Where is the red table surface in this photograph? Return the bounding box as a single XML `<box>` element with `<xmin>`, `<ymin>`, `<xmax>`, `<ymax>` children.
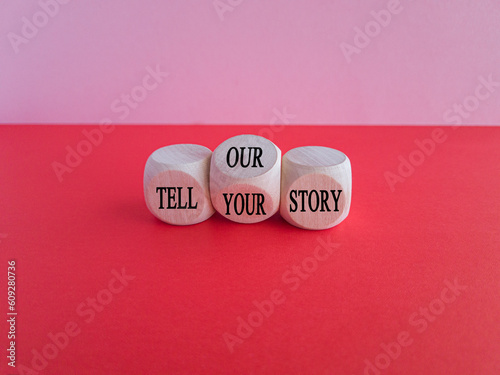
<box><xmin>0</xmin><ymin>125</ymin><xmax>499</xmax><ymax>375</ymax></box>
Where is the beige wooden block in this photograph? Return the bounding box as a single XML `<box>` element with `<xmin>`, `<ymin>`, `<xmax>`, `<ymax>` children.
<box><xmin>280</xmin><ymin>146</ymin><xmax>351</xmax><ymax>230</ymax></box>
<box><xmin>144</xmin><ymin>144</ymin><xmax>215</xmax><ymax>225</ymax></box>
<box><xmin>210</xmin><ymin>134</ymin><xmax>281</xmax><ymax>223</ymax></box>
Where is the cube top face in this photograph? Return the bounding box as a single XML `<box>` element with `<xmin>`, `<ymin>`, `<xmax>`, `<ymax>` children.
<box><xmin>149</xmin><ymin>143</ymin><xmax>212</xmax><ymax>168</ymax></box>
<box><xmin>211</xmin><ymin>134</ymin><xmax>279</xmax><ymax>179</ymax></box>
<box><xmin>144</xmin><ymin>144</ymin><xmax>214</xmax><ymax>226</ymax></box>
<box><xmin>281</xmin><ymin>146</ymin><xmax>351</xmax><ymax>230</ymax></box>
<box><xmin>284</xmin><ymin>146</ymin><xmax>347</xmax><ymax>169</ymax></box>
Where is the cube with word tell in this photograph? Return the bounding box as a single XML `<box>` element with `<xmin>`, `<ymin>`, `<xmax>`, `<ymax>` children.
<box><xmin>280</xmin><ymin>146</ymin><xmax>351</xmax><ymax>230</ymax></box>
<box><xmin>144</xmin><ymin>144</ymin><xmax>215</xmax><ymax>225</ymax></box>
<box><xmin>210</xmin><ymin>134</ymin><xmax>281</xmax><ymax>223</ymax></box>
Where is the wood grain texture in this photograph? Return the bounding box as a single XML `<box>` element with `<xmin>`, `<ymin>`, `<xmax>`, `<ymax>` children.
<box><xmin>210</xmin><ymin>134</ymin><xmax>281</xmax><ymax>223</ymax></box>
<box><xmin>144</xmin><ymin>144</ymin><xmax>214</xmax><ymax>225</ymax></box>
<box><xmin>280</xmin><ymin>146</ymin><xmax>351</xmax><ymax>230</ymax></box>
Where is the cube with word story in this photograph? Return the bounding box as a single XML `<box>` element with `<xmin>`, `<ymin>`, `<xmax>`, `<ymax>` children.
<box><xmin>280</xmin><ymin>146</ymin><xmax>351</xmax><ymax>230</ymax></box>
<box><xmin>210</xmin><ymin>134</ymin><xmax>281</xmax><ymax>223</ymax></box>
<box><xmin>144</xmin><ymin>144</ymin><xmax>215</xmax><ymax>225</ymax></box>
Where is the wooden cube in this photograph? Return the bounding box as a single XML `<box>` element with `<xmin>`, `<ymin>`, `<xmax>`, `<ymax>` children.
<box><xmin>144</xmin><ymin>144</ymin><xmax>215</xmax><ymax>225</ymax></box>
<box><xmin>280</xmin><ymin>146</ymin><xmax>351</xmax><ymax>230</ymax></box>
<box><xmin>210</xmin><ymin>134</ymin><xmax>281</xmax><ymax>223</ymax></box>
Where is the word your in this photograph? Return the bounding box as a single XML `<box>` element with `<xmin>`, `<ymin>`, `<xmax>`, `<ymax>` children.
<box><xmin>363</xmin><ymin>278</ymin><xmax>467</xmax><ymax>375</ymax></box>
<box><xmin>223</xmin><ymin>193</ymin><xmax>266</xmax><ymax>216</ymax></box>
<box><xmin>156</xmin><ymin>187</ymin><xmax>198</xmax><ymax>209</ymax></box>
<box><xmin>226</xmin><ymin>147</ymin><xmax>263</xmax><ymax>168</ymax></box>
<box><xmin>223</xmin><ymin>235</ymin><xmax>338</xmax><ymax>353</ymax></box>
<box><xmin>8</xmin><ymin>0</ymin><xmax>71</xmax><ymax>54</ymax></box>
<box><xmin>443</xmin><ymin>74</ymin><xmax>500</xmax><ymax>125</ymax></box>
<box><xmin>289</xmin><ymin>189</ymin><xmax>342</xmax><ymax>213</ymax></box>
<box><xmin>340</xmin><ymin>0</ymin><xmax>407</xmax><ymax>63</ymax></box>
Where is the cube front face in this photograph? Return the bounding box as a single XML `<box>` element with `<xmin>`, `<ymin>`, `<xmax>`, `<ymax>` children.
<box><xmin>280</xmin><ymin>147</ymin><xmax>352</xmax><ymax>230</ymax></box>
<box><xmin>210</xmin><ymin>134</ymin><xmax>281</xmax><ymax>223</ymax></box>
<box><xmin>282</xmin><ymin>173</ymin><xmax>347</xmax><ymax>230</ymax></box>
<box><xmin>145</xmin><ymin>169</ymin><xmax>211</xmax><ymax>225</ymax></box>
<box><xmin>143</xmin><ymin>144</ymin><xmax>214</xmax><ymax>225</ymax></box>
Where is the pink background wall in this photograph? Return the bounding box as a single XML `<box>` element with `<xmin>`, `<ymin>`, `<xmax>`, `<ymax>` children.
<box><xmin>1</xmin><ymin>0</ymin><xmax>499</xmax><ymax>125</ymax></box>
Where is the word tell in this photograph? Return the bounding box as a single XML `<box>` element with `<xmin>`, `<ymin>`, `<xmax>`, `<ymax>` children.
<box><xmin>156</xmin><ymin>187</ymin><xmax>198</xmax><ymax>209</ymax></box>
